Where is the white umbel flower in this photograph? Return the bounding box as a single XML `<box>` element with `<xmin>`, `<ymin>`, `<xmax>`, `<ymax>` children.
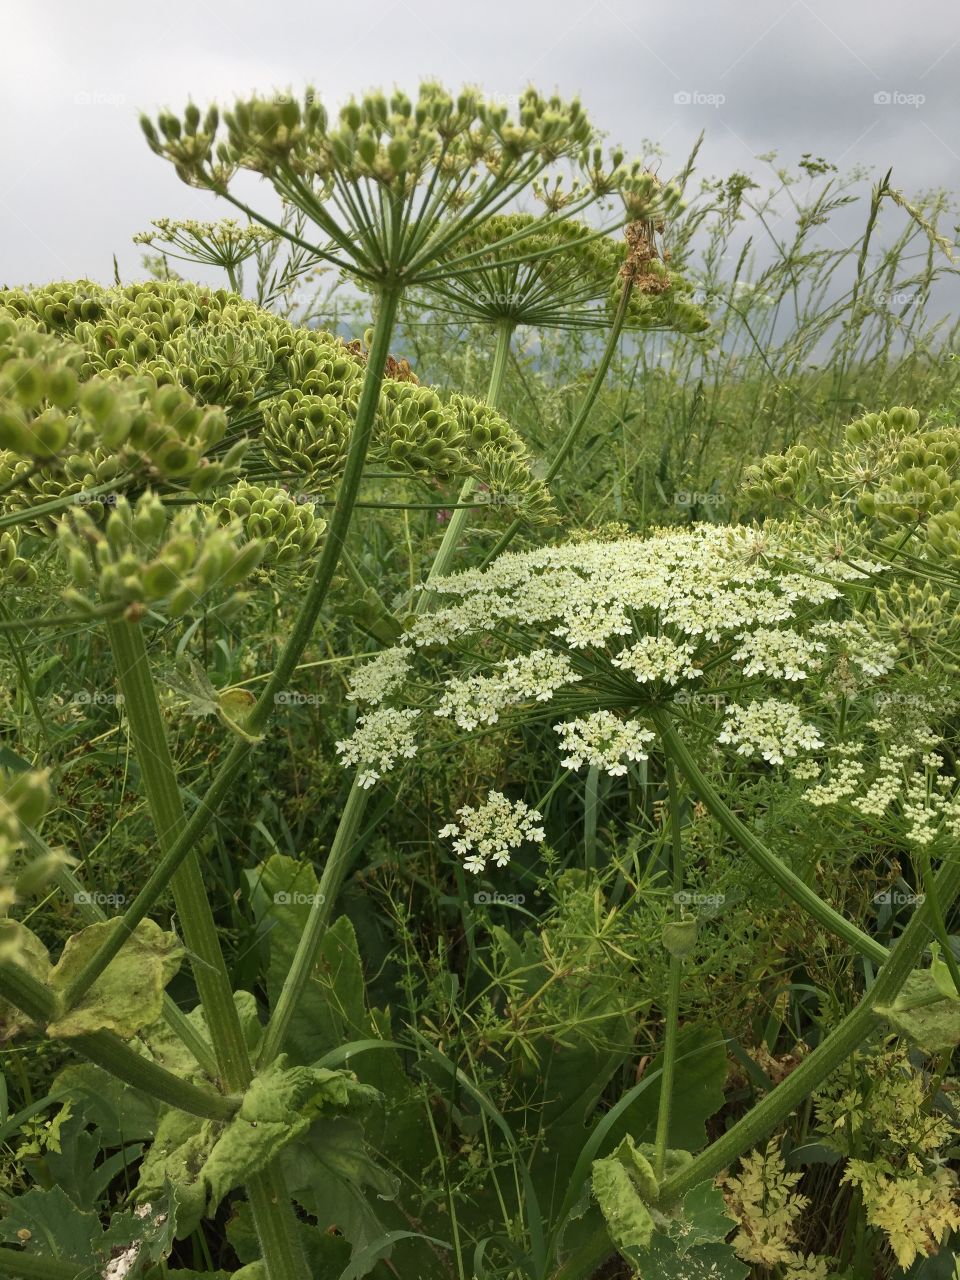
<box><xmin>554</xmin><ymin>710</ymin><xmax>655</xmax><ymax>776</ymax></box>
<box><xmin>438</xmin><ymin>790</ymin><xmax>545</xmax><ymax>874</ymax></box>
<box><xmin>732</xmin><ymin>627</ymin><xmax>825</xmax><ymax>681</ymax></box>
<box><xmin>718</xmin><ymin>699</ymin><xmax>824</xmax><ymax>765</ymax></box>
<box><xmin>611</xmin><ymin>634</ymin><xmax>701</xmax><ymax>685</ymax></box>
<box><xmin>336</xmin><ymin>707</ymin><xmax>420</xmax><ymax>788</ymax></box>
<box><xmin>435</xmin><ymin>649</ymin><xmax>580</xmax><ymax>731</ymax></box>
<box><xmin>347</xmin><ymin>646</ymin><xmax>413</xmax><ymax>705</ymax></box>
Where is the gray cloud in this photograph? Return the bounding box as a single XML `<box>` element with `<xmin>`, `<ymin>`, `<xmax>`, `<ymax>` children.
<box><xmin>1</xmin><ymin>0</ymin><xmax>957</xmax><ymax>287</ymax></box>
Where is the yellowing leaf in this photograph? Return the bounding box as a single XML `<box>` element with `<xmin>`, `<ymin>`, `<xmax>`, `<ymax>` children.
<box><xmin>46</xmin><ymin>919</ymin><xmax>183</xmax><ymax>1039</ymax></box>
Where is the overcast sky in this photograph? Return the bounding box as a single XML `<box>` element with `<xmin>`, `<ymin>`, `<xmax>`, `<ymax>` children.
<box><xmin>2</xmin><ymin>0</ymin><xmax>958</xmax><ymax>288</ymax></box>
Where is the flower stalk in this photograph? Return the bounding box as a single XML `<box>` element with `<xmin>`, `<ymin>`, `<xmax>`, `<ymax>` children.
<box><xmin>650</xmin><ymin>707</ymin><xmax>889</xmax><ymax>965</ymax></box>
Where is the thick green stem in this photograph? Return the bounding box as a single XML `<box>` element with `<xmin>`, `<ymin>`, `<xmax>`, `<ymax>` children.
<box><xmin>0</xmin><ymin>961</ymin><xmax>236</xmax><ymax>1121</ymax></box>
<box><xmin>650</xmin><ymin>709</ymin><xmax>889</xmax><ymax>965</ymax></box>
<box><xmin>480</xmin><ymin>279</ymin><xmax>634</xmax><ymax>566</ymax></box>
<box><xmin>100</xmin><ymin>623</ymin><xmax>308</xmax><ymax>1280</ymax></box>
<box><xmin>653</xmin><ymin>756</ymin><xmax>684</xmax><ymax>1180</ymax></box>
<box><xmin>257</xmin><ymin>313</ymin><xmax>507</xmax><ymax>1067</ymax></box>
<box><xmin>659</xmin><ymin>846</ymin><xmax>960</xmax><ymax>1205</ymax></box>
<box><xmin>421</xmin><ymin>318</ymin><xmax>514</xmax><ymax>590</ymax></box>
<box><xmin>53</xmin><ymin>284</ymin><xmax>403</xmax><ymax>1005</ymax></box>
<box><xmin>97</xmin><ymin>620</ymin><xmax>252</xmax><ymax>1090</ymax></box>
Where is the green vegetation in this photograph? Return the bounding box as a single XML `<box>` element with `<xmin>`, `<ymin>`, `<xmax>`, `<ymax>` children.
<box><xmin>0</xmin><ymin>83</ymin><xmax>959</xmax><ymax>1280</ymax></box>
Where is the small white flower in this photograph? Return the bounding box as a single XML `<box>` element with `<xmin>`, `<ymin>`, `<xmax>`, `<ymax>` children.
<box><xmin>554</xmin><ymin>710</ymin><xmax>655</xmax><ymax>776</ymax></box>
<box><xmin>435</xmin><ymin>649</ymin><xmax>580</xmax><ymax>731</ymax></box>
<box><xmin>335</xmin><ymin>708</ymin><xmax>420</xmax><ymax>788</ymax></box>
<box><xmin>438</xmin><ymin>790</ymin><xmax>545</xmax><ymax>874</ymax></box>
<box><xmin>346</xmin><ymin>646</ymin><xmax>412</xmax><ymax>705</ymax></box>
<box><xmin>611</xmin><ymin>634</ymin><xmax>701</xmax><ymax>685</ymax></box>
<box><xmin>718</xmin><ymin>699</ymin><xmax>823</xmax><ymax>765</ymax></box>
<box><xmin>732</xmin><ymin>627</ymin><xmax>825</xmax><ymax>681</ymax></box>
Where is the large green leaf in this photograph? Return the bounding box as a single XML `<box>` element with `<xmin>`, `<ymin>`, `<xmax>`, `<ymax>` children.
<box><xmin>282</xmin><ymin>1115</ymin><xmax>399</xmax><ymax>1251</ymax></box>
<box><xmin>249</xmin><ymin>855</ymin><xmax>372</xmax><ymax>1064</ymax></box>
<box><xmin>0</xmin><ymin>923</ymin><xmax>51</xmax><ymax>1039</ymax></box>
<box><xmin>876</xmin><ymin>970</ymin><xmax>960</xmax><ymax>1053</ymax></box>
<box><xmin>0</xmin><ymin>1183</ymin><xmax>175</xmax><ymax>1273</ymax></box>
<box><xmin>46</xmin><ymin>919</ymin><xmax>182</xmax><ymax>1039</ymax></box>
<box><xmin>591</xmin><ymin>1138</ymin><xmax>741</xmax><ymax>1280</ymax></box>
<box><xmin>135</xmin><ymin>1058</ymin><xmax>377</xmax><ymax>1237</ymax></box>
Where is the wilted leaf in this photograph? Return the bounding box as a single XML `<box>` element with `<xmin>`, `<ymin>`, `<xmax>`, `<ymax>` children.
<box><xmin>46</xmin><ymin>919</ymin><xmax>183</xmax><ymax>1039</ymax></box>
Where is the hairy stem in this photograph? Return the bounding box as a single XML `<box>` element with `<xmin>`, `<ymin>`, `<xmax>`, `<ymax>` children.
<box><xmin>480</xmin><ymin>277</ymin><xmax>634</xmax><ymax>565</ymax></box>
<box><xmin>421</xmin><ymin>317</ymin><xmax>514</xmax><ymax>591</ymax></box>
<box><xmin>0</xmin><ymin>961</ymin><xmax>236</xmax><ymax>1121</ymax></box>
<box><xmin>653</xmin><ymin>755</ymin><xmax>684</xmax><ymax>1180</ymax></box>
<box><xmin>51</xmin><ymin>284</ymin><xmax>403</xmax><ymax>1002</ymax></box>
<box><xmin>658</xmin><ymin>844</ymin><xmax>959</xmax><ymax>1205</ymax></box>
<box><xmin>101</xmin><ymin>622</ymin><xmax>307</xmax><ymax>1280</ymax></box>
<box><xmin>257</xmin><ymin>293</ymin><xmax>499</xmax><ymax>1066</ymax></box>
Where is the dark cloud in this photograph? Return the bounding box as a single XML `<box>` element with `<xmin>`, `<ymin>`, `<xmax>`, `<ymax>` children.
<box><xmin>1</xmin><ymin>0</ymin><xmax>956</xmax><ymax>286</ymax></box>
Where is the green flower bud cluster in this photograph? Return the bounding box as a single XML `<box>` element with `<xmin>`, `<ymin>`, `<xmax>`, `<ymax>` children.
<box><xmin>0</xmin><ymin>316</ymin><xmax>85</xmax><ymax>458</ymax></box>
<box><xmin>133</xmin><ymin>217</ymin><xmax>278</xmax><ymax>272</ymax></box>
<box><xmin>0</xmin><ymin>530</ymin><xmax>37</xmax><ymax>587</ymax></box>
<box><xmin>472</xmin><ymin>445</ymin><xmax>556</xmax><ymax>526</ymax></box>
<box><xmin>425</xmin><ymin>214</ymin><xmax>622</xmax><ymax>330</ymax></box>
<box><xmin>867</xmin><ymin>579</ymin><xmax>956</xmax><ymax>667</ymax></box>
<box><xmin>1</xmin><ymin>281</ymin><xmax>294</xmax><ymax>417</ymax></box>
<box><xmin>375</xmin><ymin>382</ymin><xmax>464</xmax><ymax>476</ymax></box>
<box><xmin>0</xmin><ymin>769</ymin><xmax>52</xmax><ymax>928</ymax></box>
<box><xmin>213</xmin><ymin>483</ymin><xmax>326</xmax><ymax>566</ymax></box>
<box><xmin>742</xmin><ymin>444</ymin><xmax>819</xmax><ymax>503</ymax></box>
<box><xmin>58</xmin><ymin>491</ymin><xmax>264</xmax><ymax>618</ymax></box>
<box><xmin>261</xmin><ymin>387</ymin><xmax>354</xmax><ymax>485</ymax></box>
<box><xmin>143</xmin><ymin>84</ymin><xmax>595</xmax><ymax>195</ymax></box>
<box><xmin>139</xmin><ymin>82</ymin><xmax>671</xmax><ymax>291</ymax></box>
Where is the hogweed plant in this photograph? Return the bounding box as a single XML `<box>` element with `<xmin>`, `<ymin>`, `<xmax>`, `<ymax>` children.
<box><xmin>0</xmin><ymin>80</ymin><xmax>708</xmax><ymax>1280</ymax></box>
<box><xmin>333</xmin><ymin>509</ymin><xmax>960</xmax><ymax>1274</ymax></box>
<box><xmin>1</xmin><ymin>74</ymin><xmax>959</xmax><ymax>1280</ymax></box>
